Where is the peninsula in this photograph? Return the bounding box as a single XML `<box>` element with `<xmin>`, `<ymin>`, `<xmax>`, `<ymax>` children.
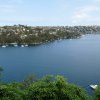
<box><xmin>0</xmin><ymin>25</ymin><xmax>100</xmax><ymax>46</ymax></box>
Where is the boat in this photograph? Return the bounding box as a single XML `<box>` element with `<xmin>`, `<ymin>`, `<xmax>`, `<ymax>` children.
<box><xmin>25</xmin><ymin>44</ymin><xmax>28</xmax><ymax>47</ymax></box>
<box><xmin>21</xmin><ymin>45</ymin><xmax>24</xmax><ymax>47</ymax></box>
<box><xmin>82</xmin><ymin>35</ymin><xmax>85</xmax><ymax>37</ymax></box>
<box><xmin>90</xmin><ymin>85</ymin><xmax>98</xmax><ymax>90</ymax></box>
<box><xmin>14</xmin><ymin>44</ymin><xmax>18</xmax><ymax>47</ymax></box>
<box><xmin>2</xmin><ymin>45</ymin><xmax>6</xmax><ymax>48</ymax></box>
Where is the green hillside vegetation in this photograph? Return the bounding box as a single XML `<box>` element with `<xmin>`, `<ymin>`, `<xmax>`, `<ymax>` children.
<box><xmin>0</xmin><ymin>67</ymin><xmax>100</xmax><ymax>100</ymax></box>
<box><xmin>0</xmin><ymin>25</ymin><xmax>100</xmax><ymax>46</ymax></box>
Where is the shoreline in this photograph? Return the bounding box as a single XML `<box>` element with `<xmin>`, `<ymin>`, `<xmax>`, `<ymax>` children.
<box><xmin>0</xmin><ymin>25</ymin><xmax>100</xmax><ymax>47</ymax></box>
<box><xmin>0</xmin><ymin>36</ymin><xmax>81</xmax><ymax>47</ymax></box>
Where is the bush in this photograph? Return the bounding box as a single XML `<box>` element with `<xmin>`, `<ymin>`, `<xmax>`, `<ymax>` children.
<box><xmin>94</xmin><ymin>86</ymin><xmax>100</xmax><ymax>100</ymax></box>
<box><xmin>0</xmin><ymin>84</ymin><xmax>23</xmax><ymax>100</ymax></box>
<box><xmin>26</xmin><ymin>75</ymin><xmax>89</xmax><ymax>100</ymax></box>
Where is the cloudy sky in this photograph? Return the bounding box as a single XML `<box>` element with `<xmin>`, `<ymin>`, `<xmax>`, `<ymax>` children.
<box><xmin>0</xmin><ymin>0</ymin><xmax>100</xmax><ymax>26</ymax></box>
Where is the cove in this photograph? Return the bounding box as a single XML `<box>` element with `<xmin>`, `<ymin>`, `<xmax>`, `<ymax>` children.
<box><xmin>0</xmin><ymin>34</ymin><xmax>100</xmax><ymax>93</ymax></box>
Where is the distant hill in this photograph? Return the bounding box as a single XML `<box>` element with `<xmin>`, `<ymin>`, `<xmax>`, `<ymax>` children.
<box><xmin>0</xmin><ymin>25</ymin><xmax>100</xmax><ymax>46</ymax></box>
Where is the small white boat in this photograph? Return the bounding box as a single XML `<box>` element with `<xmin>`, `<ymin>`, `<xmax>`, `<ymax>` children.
<box><xmin>21</xmin><ymin>45</ymin><xmax>24</xmax><ymax>47</ymax></box>
<box><xmin>14</xmin><ymin>44</ymin><xmax>18</xmax><ymax>47</ymax></box>
<box><xmin>2</xmin><ymin>45</ymin><xmax>6</xmax><ymax>48</ymax></box>
<box><xmin>25</xmin><ymin>44</ymin><xmax>28</xmax><ymax>47</ymax></box>
<box><xmin>90</xmin><ymin>85</ymin><xmax>98</xmax><ymax>90</ymax></box>
<box><xmin>82</xmin><ymin>35</ymin><xmax>85</xmax><ymax>37</ymax></box>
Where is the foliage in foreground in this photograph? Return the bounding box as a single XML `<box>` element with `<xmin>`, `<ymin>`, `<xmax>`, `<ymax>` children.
<box><xmin>94</xmin><ymin>86</ymin><xmax>100</xmax><ymax>100</ymax></box>
<box><xmin>0</xmin><ymin>75</ymin><xmax>90</xmax><ymax>100</ymax></box>
<box><xmin>1</xmin><ymin>67</ymin><xmax>100</xmax><ymax>100</ymax></box>
<box><xmin>0</xmin><ymin>67</ymin><xmax>100</xmax><ymax>100</ymax></box>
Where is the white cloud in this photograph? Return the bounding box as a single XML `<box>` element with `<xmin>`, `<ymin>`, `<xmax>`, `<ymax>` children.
<box><xmin>0</xmin><ymin>5</ymin><xmax>16</xmax><ymax>13</ymax></box>
<box><xmin>0</xmin><ymin>17</ymin><xmax>63</xmax><ymax>23</ymax></box>
<box><xmin>72</xmin><ymin>5</ymin><xmax>100</xmax><ymax>24</ymax></box>
<box><xmin>0</xmin><ymin>0</ymin><xmax>24</xmax><ymax>13</ymax></box>
<box><xmin>94</xmin><ymin>0</ymin><xmax>100</xmax><ymax>2</ymax></box>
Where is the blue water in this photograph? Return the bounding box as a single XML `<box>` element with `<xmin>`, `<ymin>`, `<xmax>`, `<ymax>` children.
<box><xmin>0</xmin><ymin>34</ymin><xmax>100</xmax><ymax>93</ymax></box>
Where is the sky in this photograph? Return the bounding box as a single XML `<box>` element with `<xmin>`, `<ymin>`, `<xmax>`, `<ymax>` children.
<box><xmin>0</xmin><ymin>0</ymin><xmax>100</xmax><ymax>26</ymax></box>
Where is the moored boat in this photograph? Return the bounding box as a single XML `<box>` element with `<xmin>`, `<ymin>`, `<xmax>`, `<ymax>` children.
<box><xmin>21</xmin><ymin>45</ymin><xmax>24</xmax><ymax>47</ymax></box>
<box><xmin>90</xmin><ymin>85</ymin><xmax>98</xmax><ymax>90</ymax></box>
<box><xmin>2</xmin><ymin>45</ymin><xmax>6</xmax><ymax>48</ymax></box>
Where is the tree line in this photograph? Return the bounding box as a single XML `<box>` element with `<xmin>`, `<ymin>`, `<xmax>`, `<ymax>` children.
<box><xmin>0</xmin><ymin>25</ymin><xmax>100</xmax><ymax>45</ymax></box>
<box><xmin>0</xmin><ymin>67</ymin><xmax>100</xmax><ymax>100</ymax></box>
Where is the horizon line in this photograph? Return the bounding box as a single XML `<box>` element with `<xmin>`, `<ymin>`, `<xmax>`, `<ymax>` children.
<box><xmin>0</xmin><ymin>24</ymin><xmax>100</xmax><ymax>27</ymax></box>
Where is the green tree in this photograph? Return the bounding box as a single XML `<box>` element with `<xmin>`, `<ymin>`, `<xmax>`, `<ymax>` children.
<box><xmin>21</xmin><ymin>74</ymin><xmax>37</xmax><ymax>89</ymax></box>
<box><xmin>94</xmin><ymin>86</ymin><xmax>100</xmax><ymax>100</ymax></box>
<box><xmin>0</xmin><ymin>84</ymin><xmax>24</xmax><ymax>100</ymax></box>
<box><xmin>26</xmin><ymin>75</ymin><xmax>89</xmax><ymax>100</ymax></box>
<box><xmin>54</xmin><ymin>75</ymin><xmax>89</xmax><ymax>100</ymax></box>
<box><xmin>26</xmin><ymin>76</ymin><xmax>56</xmax><ymax>100</ymax></box>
